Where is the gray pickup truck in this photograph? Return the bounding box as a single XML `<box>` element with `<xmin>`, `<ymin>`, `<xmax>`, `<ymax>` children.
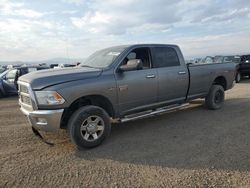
<box><xmin>18</xmin><ymin>44</ymin><xmax>236</xmax><ymax>148</ymax></box>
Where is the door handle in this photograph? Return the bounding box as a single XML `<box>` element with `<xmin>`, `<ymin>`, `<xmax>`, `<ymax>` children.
<box><xmin>178</xmin><ymin>71</ymin><xmax>186</xmax><ymax>75</ymax></box>
<box><xmin>146</xmin><ymin>74</ymin><xmax>156</xmax><ymax>79</ymax></box>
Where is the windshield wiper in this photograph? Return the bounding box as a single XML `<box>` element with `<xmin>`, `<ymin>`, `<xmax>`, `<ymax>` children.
<box><xmin>80</xmin><ymin>65</ymin><xmax>95</xmax><ymax>68</ymax></box>
<box><xmin>80</xmin><ymin>65</ymin><xmax>101</xmax><ymax>69</ymax></box>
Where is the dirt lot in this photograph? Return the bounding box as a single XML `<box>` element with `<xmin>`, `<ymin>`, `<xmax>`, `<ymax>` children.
<box><xmin>0</xmin><ymin>80</ymin><xmax>250</xmax><ymax>188</ymax></box>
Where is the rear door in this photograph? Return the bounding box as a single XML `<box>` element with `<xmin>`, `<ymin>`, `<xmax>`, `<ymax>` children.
<box><xmin>151</xmin><ymin>47</ymin><xmax>189</xmax><ymax>104</ymax></box>
<box><xmin>115</xmin><ymin>47</ymin><xmax>158</xmax><ymax>115</ymax></box>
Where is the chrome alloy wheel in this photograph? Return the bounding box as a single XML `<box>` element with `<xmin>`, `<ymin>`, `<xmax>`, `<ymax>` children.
<box><xmin>80</xmin><ymin>115</ymin><xmax>105</xmax><ymax>142</ymax></box>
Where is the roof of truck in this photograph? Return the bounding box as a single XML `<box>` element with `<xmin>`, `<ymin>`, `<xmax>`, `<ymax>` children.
<box><xmin>123</xmin><ymin>44</ymin><xmax>178</xmax><ymax>47</ymax></box>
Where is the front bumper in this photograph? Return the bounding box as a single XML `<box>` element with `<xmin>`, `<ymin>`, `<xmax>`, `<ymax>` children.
<box><xmin>20</xmin><ymin>107</ymin><xmax>64</xmax><ymax>132</ymax></box>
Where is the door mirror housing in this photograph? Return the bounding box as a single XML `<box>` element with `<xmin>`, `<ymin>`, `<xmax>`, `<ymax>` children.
<box><xmin>119</xmin><ymin>59</ymin><xmax>143</xmax><ymax>72</ymax></box>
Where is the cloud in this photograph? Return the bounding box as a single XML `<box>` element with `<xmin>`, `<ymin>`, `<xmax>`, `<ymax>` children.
<box><xmin>201</xmin><ymin>8</ymin><xmax>250</xmax><ymax>23</ymax></box>
<box><xmin>71</xmin><ymin>0</ymin><xmax>181</xmax><ymax>35</ymax></box>
<box><xmin>62</xmin><ymin>0</ymin><xmax>85</xmax><ymax>5</ymax></box>
<box><xmin>0</xmin><ymin>1</ymin><xmax>48</xmax><ymax>18</ymax></box>
<box><xmin>0</xmin><ymin>0</ymin><xmax>250</xmax><ymax>61</ymax></box>
<box><xmin>172</xmin><ymin>31</ymin><xmax>250</xmax><ymax>58</ymax></box>
<box><xmin>70</xmin><ymin>12</ymin><xmax>109</xmax><ymax>33</ymax></box>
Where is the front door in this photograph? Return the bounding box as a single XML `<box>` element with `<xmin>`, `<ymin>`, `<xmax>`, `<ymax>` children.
<box><xmin>115</xmin><ymin>47</ymin><xmax>158</xmax><ymax>115</ymax></box>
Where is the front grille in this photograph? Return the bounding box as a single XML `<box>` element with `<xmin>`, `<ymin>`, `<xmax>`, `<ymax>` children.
<box><xmin>18</xmin><ymin>83</ymin><xmax>34</xmax><ymax>111</ymax></box>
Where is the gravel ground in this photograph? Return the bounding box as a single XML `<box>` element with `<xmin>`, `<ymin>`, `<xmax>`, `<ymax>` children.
<box><xmin>0</xmin><ymin>80</ymin><xmax>250</xmax><ymax>188</ymax></box>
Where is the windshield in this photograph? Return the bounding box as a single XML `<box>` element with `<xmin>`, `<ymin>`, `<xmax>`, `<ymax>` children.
<box><xmin>80</xmin><ymin>47</ymin><xmax>127</xmax><ymax>68</ymax></box>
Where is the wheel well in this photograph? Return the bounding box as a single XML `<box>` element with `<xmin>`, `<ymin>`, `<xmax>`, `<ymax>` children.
<box><xmin>60</xmin><ymin>95</ymin><xmax>114</xmax><ymax>129</ymax></box>
<box><xmin>213</xmin><ymin>76</ymin><xmax>227</xmax><ymax>90</ymax></box>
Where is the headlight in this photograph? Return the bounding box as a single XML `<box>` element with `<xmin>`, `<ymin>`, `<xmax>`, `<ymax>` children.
<box><xmin>35</xmin><ymin>91</ymin><xmax>65</xmax><ymax>105</ymax></box>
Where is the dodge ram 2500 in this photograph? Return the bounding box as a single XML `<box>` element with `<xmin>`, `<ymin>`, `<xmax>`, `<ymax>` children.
<box><xmin>18</xmin><ymin>44</ymin><xmax>236</xmax><ymax>148</ymax></box>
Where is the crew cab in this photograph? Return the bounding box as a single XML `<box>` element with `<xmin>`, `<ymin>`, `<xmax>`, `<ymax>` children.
<box><xmin>18</xmin><ymin>44</ymin><xmax>236</xmax><ymax>149</ymax></box>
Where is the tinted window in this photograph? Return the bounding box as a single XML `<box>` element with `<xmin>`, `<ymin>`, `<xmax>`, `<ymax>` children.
<box><xmin>152</xmin><ymin>47</ymin><xmax>180</xmax><ymax>68</ymax></box>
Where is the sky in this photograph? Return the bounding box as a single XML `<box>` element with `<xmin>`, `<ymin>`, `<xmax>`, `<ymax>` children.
<box><xmin>0</xmin><ymin>0</ymin><xmax>250</xmax><ymax>61</ymax></box>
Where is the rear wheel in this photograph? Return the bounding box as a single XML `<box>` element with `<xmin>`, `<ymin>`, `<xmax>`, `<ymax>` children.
<box><xmin>68</xmin><ymin>105</ymin><xmax>111</xmax><ymax>149</ymax></box>
<box><xmin>235</xmin><ymin>72</ymin><xmax>241</xmax><ymax>83</ymax></box>
<box><xmin>205</xmin><ymin>85</ymin><xmax>225</xmax><ymax>110</ymax></box>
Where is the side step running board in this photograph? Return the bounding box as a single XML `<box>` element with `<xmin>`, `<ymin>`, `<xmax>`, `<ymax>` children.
<box><xmin>120</xmin><ymin>103</ymin><xmax>189</xmax><ymax>123</ymax></box>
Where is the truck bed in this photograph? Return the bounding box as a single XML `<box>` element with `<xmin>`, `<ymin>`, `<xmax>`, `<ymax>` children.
<box><xmin>187</xmin><ymin>62</ymin><xmax>236</xmax><ymax>100</ymax></box>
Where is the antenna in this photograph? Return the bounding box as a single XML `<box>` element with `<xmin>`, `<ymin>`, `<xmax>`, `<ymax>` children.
<box><xmin>66</xmin><ymin>39</ymin><xmax>70</xmax><ymax>64</ymax></box>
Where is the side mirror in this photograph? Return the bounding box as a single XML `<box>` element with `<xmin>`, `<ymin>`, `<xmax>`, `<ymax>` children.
<box><xmin>119</xmin><ymin>59</ymin><xmax>143</xmax><ymax>72</ymax></box>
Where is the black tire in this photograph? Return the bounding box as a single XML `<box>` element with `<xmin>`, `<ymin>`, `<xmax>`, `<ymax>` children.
<box><xmin>235</xmin><ymin>72</ymin><xmax>241</xmax><ymax>83</ymax></box>
<box><xmin>68</xmin><ymin>105</ymin><xmax>111</xmax><ymax>149</ymax></box>
<box><xmin>205</xmin><ymin>85</ymin><xmax>225</xmax><ymax>110</ymax></box>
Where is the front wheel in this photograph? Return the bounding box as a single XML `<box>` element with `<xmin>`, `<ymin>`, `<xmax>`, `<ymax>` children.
<box><xmin>68</xmin><ymin>105</ymin><xmax>111</xmax><ymax>149</ymax></box>
<box><xmin>205</xmin><ymin>85</ymin><xmax>225</xmax><ymax>110</ymax></box>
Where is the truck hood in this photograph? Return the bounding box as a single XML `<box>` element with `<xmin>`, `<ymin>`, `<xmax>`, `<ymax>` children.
<box><xmin>19</xmin><ymin>67</ymin><xmax>102</xmax><ymax>90</ymax></box>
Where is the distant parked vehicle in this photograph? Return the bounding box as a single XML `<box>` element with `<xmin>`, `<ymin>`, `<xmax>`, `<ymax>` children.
<box><xmin>189</xmin><ymin>58</ymin><xmax>203</xmax><ymax>64</ymax></box>
<box><xmin>223</xmin><ymin>56</ymin><xmax>241</xmax><ymax>64</ymax></box>
<box><xmin>214</xmin><ymin>56</ymin><xmax>224</xmax><ymax>63</ymax></box>
<box><xmin>237</xmin><ymin>55</ymin><xmax>250</xmax><ymax>82</ymax></box>
<box><xmin>0</xmin><ymin>66</ymin><xmax>49</xmax><ymax>97</ymax></box>
<box><xmin>0</xmin><ymin>67</ymin><xmax>6</xmax><ymax>74</ymax></box>
<box><xmin>50</xmin><ymin>64</ymin><xmax>59</xmax><ymax>69</ymax></box>
<box><xmin>54</xmin><ymin>64</ymin><xmax>76</xmax><ymax>69</ymax></box>
<box><xmin>201</xmin><ymin>56</ymin><xmax>214</xmax><ymax>64</ymax></box>
<box><xmin>222</xmin><ymin>56</ymin><xmax>241</xmax><ymax>82</ymax></box>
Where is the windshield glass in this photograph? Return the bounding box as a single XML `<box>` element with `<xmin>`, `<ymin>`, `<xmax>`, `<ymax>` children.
<box><xmin>80</xmin><ymin>47</ymin><xmax>127</xmax><ymax>68</ymax></box>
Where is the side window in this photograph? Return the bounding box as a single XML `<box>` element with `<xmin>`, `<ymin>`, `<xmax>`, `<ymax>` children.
<box><xmin>152</xmin><ymin>47</ymin><xmax>180</xmax><ymax>68</ymax></box>
<box><xmin>122</xmin><ymin>47</ymin><xmax>151</xmax><ymax>70</ymax></box>
<box><xmin>127</xmin><ymin>52</ymin><xmax>136</xmax><ymax>60</ymax></box>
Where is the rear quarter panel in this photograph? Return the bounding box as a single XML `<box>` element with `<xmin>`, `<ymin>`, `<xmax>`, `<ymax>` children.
<box><xmin>188</xmin><ymin>63</ymin><xmax>236</xmax><ymax>99</ymax></box>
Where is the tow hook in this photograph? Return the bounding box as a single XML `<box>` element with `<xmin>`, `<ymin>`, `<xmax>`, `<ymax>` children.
<box><xmin>31</xmin><ymin>127</ymin><xmax>54</xmax><ymax>146</ymax></box>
